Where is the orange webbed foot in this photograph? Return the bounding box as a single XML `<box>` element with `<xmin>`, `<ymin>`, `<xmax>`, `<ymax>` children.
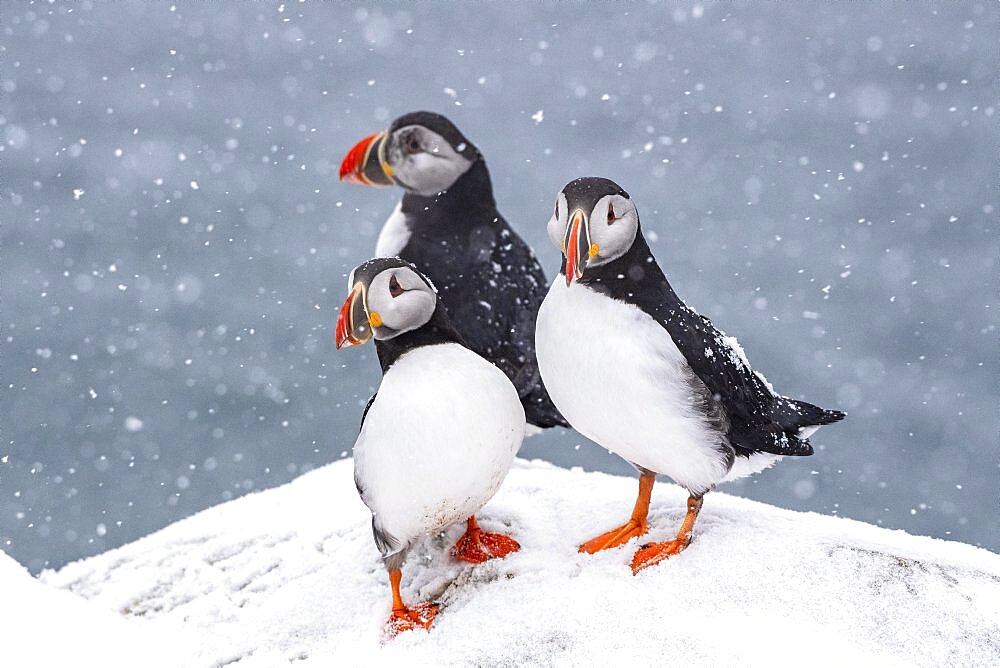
<box><xmin>385</xmin><ymin>602</ymin><xmax>438</xmax><ymax>637</ymax></box>
<box><xmin>630</xmin><ymin>537</ymin><xmax>691</xmax><ymax>574</ymax></box>
<box><xmin>578</xmin><ymin>518</ymin><xmax>648</xmax><ymax>554</ymax></box>
<box><xmin>579</xmin><ymin>472</ymin><xmax>655</xmax><ymax>554</ymax></box>
<box><xmin>451</xmin><ymin>517</ymin><xmax>520</xmax><ymax>564</ymax></box>
<box><xmin>629</xmin><ymin>494</ymin><xmax>704</xmax><ymax>573</ymax></box>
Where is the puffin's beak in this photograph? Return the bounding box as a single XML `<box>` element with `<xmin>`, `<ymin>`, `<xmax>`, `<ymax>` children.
<box><xmin>339</xmin><ymin>131</ymin><xmax>394</xmax><ymax>187</ymax></box>
<box><xmin>563</xmin><ymin>209</ymin><xmax>592</xmax><ymax>286</ymax></box>
<box><xmin>335</xmin><ymin>283</ymin><xmax>374</xmax><ymax>348</ymax></box>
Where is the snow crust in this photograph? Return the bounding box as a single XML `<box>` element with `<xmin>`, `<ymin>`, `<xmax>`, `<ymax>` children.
<box><xmin>19</xmin><ymin>459</ymin><xmax>1000</xmax><ymax>666</ymax></box>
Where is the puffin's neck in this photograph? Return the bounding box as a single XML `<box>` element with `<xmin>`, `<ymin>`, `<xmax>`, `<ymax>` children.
<box><xmin>399</xmin><ymin>158</ymin><xmax>497</xmax><ymax>227</ymax></box>
<box><xmin>574</xmin><ymin>224</ymin><xmax>681</xmax><ymax>305</ymax></box>
<box><xmin>374</xmin><ymin>303</ymin><xmax>468</xmax><ymax>374</ymax></box>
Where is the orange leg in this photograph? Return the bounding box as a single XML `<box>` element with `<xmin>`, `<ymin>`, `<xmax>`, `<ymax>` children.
<box><xmin>630</xmin><ymin>494</ymin><xmax>704</xmax><ymax>574</ymax></box>
<box><xmin>384</xmin><ymin>569</ymin><xmax>438</xmax><ymax>637</ymax></box>
<box><xmin>450</xmin><ymin>516</ymin><xmax>520</xmax><ymax>564</ymax></box>
<box><xmin>579</xmin><ymin>471</ymin><xmax>655</xmax><ymax>553</ymax></box>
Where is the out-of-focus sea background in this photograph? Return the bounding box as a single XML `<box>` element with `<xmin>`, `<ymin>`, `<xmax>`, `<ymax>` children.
<box><xmin>2</xmin><ymin>2</ymin><xmax>997</xmax><ymax>572</ymax></box>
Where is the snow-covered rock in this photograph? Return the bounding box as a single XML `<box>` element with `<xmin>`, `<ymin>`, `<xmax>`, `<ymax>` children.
<box><xmin>16</xmin><ymin>459</ymin><xmax>999</xmax><ymax>666</ymax></box>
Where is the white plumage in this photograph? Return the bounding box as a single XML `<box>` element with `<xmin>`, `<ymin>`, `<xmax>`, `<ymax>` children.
<box><xmin>536</xmin><ymin>280</ymin><xmax>777</xmax><ymax>494</ymax></box>
<box><xmin>353</xmin><ymin>343</ymin><xmax>525</xmax><ymax>564</ymax></box>
<box><xmin>374</xmin><ymin>202</ymin><xmax>411</xmax><ymax>257</ymax></box>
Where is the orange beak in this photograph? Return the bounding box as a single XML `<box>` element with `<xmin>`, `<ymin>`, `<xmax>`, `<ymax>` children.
<box><xmin>339</xmin><ymin>131</ymin><xmax>393</xmax><ymax>187</ymax></box>
<box><xmin>563</xmin><ymin>209</ymin><xmax>590</xmax><ymax>286</ymax></box>
<box><xmin>335</xmin><ymin>284</ymin><xmax>372</xmax><ymax>349</ymax></box>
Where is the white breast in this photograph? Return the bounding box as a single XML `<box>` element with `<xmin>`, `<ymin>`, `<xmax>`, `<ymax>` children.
<box><xmin>353</xmin><ymin>343</ymin><xmax>525</xmax><ymax>553</ymax></box>
<box><xmin>535</xmin><ymin>280</ymin><xmax>732</xmax><ymax>494</ymax></box>
<box><xmin>374</xmin><ymin>202</ymin><xmax>411</xmax><ymax>257</ymax></box>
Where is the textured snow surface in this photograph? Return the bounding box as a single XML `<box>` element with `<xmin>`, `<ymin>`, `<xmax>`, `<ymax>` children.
<box><xmin>25</xmin><ymin>459</ymin><xmax>1000</xmax><ymax>666</ymax></box>
<box><xmin>0</xmin><ymin>551</ymin><xmax>191</xmax><ymax>667</ymax></box>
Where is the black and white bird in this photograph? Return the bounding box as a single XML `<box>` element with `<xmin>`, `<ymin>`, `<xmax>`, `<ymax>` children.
<box><xmin>336</xmin><ymin>257</ymin><xmax>524</xmax><ymax>634</ymax></box>
<box><xmin>339</xmin><ymin>111</ymin><xmax>567</xmax><ymax>430</ymax></box>
<box><xmin>535</xmin><ymin>177</ymin><xmax>845</xmax><ymax>573</ymax></box>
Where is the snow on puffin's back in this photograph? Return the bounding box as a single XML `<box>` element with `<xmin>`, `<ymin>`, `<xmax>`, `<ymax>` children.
<box><xmin>34</xmin><ymin>459</ymin><xmax>1000</xmax><ymax>666</ymax></box>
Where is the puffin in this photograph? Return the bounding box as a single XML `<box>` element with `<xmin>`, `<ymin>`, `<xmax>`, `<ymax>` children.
<box><xmin>336</xmin><ymin>257</ymin><xmax>524</xmax><ymax>635</ymax></box>
<box><xmin>534</xmin><ymin>177</ymin><xmax>845</xmax><ymax>574</ymax></box>
<box><xmin>339</xmin><ymin>111</ymin><xmax>568</xmax><ymax>430</ymax></box>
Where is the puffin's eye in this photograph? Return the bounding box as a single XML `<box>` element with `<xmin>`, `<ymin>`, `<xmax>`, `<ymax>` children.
<box><xmin>607</xmin><ymin>205</ymin><xmax>617</xmax><ymax>225</ymax></box>
<box><xmin>404</xmin><ymin>133</ymin><xmax>421</xmax><ymax>155</ymax></box>
<box><xmin>388</xmin><ymin>274</ymin><xmax>405</xmax><ymax>298</ymax></box>
<box><xmin>554</xmin><ymin>202</ymin><xmax>559</xmax><ymax>220</ymax></box>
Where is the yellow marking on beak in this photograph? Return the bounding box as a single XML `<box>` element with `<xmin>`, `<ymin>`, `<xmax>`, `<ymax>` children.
<box><xmin>368</xmin><ymin>311</ymin><xmax>383</xmax><ymax>328</ymax></box>
<box><xmin>377</xmin><ymin>131</ymin><xmax>395</xmax><ymax>178</ymax></box>
<box><xmin>560</xmin><ymin>240</ymin><xmax>566</xmax><ymax>252</ymax></box>
<box><xmin>588</xmin><ymin>243</ymin><xmax>600</xmax><ymax>258</ymax></box>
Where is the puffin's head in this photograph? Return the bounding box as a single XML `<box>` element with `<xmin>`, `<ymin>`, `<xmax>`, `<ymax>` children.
<box><xmin>339</xmin><ymin>111</ymin><xmax>479</xmax><ymax>197</ymax></box>
<box><xmin>548</xmin><ymin>177</ymin><xmax>639</xmax><ymax>286</ymax></box>
<box><xmin>335</xmin><ymin>257</ymin><xmax>438</xmax><ymax>349</ymax></box>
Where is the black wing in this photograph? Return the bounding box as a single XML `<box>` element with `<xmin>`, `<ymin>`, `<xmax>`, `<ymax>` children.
<box><xmin>648</xmin><ymin>299</ymin><xmax>814</xmax><ymax>456</ymax></box>
<box><xmin>648</xmin><ymin>294</ymin><xmax>845</xmax><ymax>455</ymax></box>
<box><xmin>583</xmin><ymin>233</ymin><xmax>842</xmax><ymax>456</ymax></box>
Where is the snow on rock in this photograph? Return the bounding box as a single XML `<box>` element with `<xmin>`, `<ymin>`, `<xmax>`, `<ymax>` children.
<box><xmin>0</xmin><ymin>550</ymin><xmax>193</xmax><ymax>667</ymax></box>
<box><xmin>37</xmin><ymin>459</ymin><xmax>1000</xmax><ymax>666</ymax></box>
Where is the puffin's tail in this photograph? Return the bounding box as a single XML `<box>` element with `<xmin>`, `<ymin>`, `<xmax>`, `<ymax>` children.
<box><xmin>775</xmin><ymin>398</ymin><xmax>846</xmax><ymax>438</ymax></box>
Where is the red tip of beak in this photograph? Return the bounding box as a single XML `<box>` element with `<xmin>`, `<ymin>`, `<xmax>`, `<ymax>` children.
<box><xmin>339</xmin><ymin>133</ymin><xmax>381</xmax><ymax>185</ymax></box>
<box><xmin>335</xmin><ymin>293</ymin><xmax>357</xmax><ymax>349</ymax></box>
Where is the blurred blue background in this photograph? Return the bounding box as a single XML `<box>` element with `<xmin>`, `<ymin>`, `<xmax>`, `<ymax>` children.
<box><xmin>2</xmin><ymin>2</ymin><xmax>998</xmax><ymax>573</ymax></box>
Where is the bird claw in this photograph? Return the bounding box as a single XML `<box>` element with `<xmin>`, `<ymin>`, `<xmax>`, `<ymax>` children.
<box><xmin>630</xmin><ymin>537</ymin><xmax>691</xmax><ymax>574</ymax></box>
<box><xmin>385</xmin><ymin>602</ymin><xmax>438</xmax><ymax>637</ymax></box>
